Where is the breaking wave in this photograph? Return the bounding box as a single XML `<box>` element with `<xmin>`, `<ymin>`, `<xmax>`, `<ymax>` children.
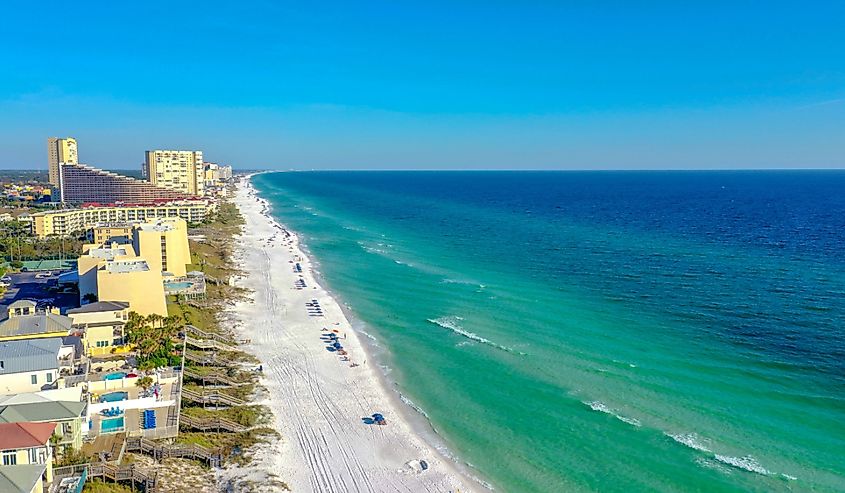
<box><xmin>666</xmin><ymin>432</ymin><xmax>711</xmax><ymax>452</ymax></box>
<box><xmin>668</xmin><ymin>432</ymin><xmax>797</xmax><ymax>481</ymax></box>
<box><xmin>583</xmin><ymin>401</ymin><xmax>642</xmax><ymax>427</ymax></box>
<box><xmin>713</xmin><ymin>455</ymin><xmax>771</xmax><ymax>476</ymax></box>
<box><xmin>398</xmin><ymin>392</ymin><xmax>431</xmax><ymax>420</ymax></box>
<box><xmin>427</xmin><ymin>316</ymin><xmax>525</xmax><ymax>355</ymax></box>
<box><xmin>441</xmin><ymin>278</ymin><xmax>485</xmax><ymax>290</ymax></box>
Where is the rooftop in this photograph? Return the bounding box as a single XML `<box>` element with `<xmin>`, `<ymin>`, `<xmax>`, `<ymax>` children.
<box><xmin>0</xmin><ymin>464</ymin><xmax>48</xmax><ymax>493</ymax></box>
<box><xmin>7</xmin><ymin>300</ymin><xmax>36</xmax><ymax>310</ymax></box>
<box><xmin>0</xmin><ymin>422</ymin><xmax>57</xmax><ymax>449</ymax></box>
<box><xmin>0</xmin><ymin>387</ymin><xmax>84</xmax><ymax>406</ymax></box>
<box><xmin>137</xmin><ymin>221</ymin><xmax>176</xmax><ymax>232</ymax></box>
<box><xmin>104</xmin><ymin>259</ymin><xmax>150</xmax><ymax>273</ymax></box>
<box><xmin>92</xmin><ymin>222</ymin><xmax>132</xmax><ymax>229</ymax></box>
<box><xmin>0</xmin><ymin>337</ymin><xmax>63</xmax><ymax>374</ymax></box>
<box><xmin>67</xmin><ymin>301</ymin><xmax>130</xmax><ymax>315</ymax></box>
<box><xmin>0</xmin><ymin>400</ymin><xmax>86</xmax><ymax>423</ymax></box>
<box><xmin>0</xmin><ymin>313</ymin><xmax>73</xmax><ymax>339</ymax></box>
<box><xmin>87</xmin><ymin>246</ymin><xmax>129</xmax><ymax>260</ymax></box>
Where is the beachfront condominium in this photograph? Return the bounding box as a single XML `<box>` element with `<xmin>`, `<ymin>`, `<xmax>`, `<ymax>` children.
<box><xmin>59</xmin><ymin>162</ymin><xmax>194</xmax><ymax>204</ymax></box>
<box><xmin>76</xmin><ymin>217</ymin><xmax>191</xmax><ymax>315</ymax></box>
<box><xmin>144</xmin><ymin>150</ymin><xmax>206</xmax><ymax>196</ymax></box>
<box><xmin>47</xmin><ymin>137</ymin><xmax>78</xmax><ymax>186</ymax></box>
<box><xmin>77</xmin><ymin>243</ymin><xmax>167</xmax><ymax>316</ymax></box>
<box><xmin>130</xmin><ymin>217</ymin><xmax>192</xmax><ymax>277</ymax></box>
<box><xmin>29</xmin><ymin>199</ymin><xmax>215</xmax><ymax>238</ymax></box>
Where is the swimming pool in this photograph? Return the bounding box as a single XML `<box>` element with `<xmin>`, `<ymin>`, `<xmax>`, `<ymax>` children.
<box><xmin>165</xmin><ymin>281</ymin><xmax>193</xmax><ymax>290</ymax></box>
<box><xmin>100</xmin><ymin>417</ymin><xmax>124</xmax><ymax>433</ymax></box>
<box><xmin>100</xmin><ymin>392</ymin><xmax>128</xmax><ymax>403</ymax></box>
<box><xmin>103</xmin><ymin>372</ymin><xmax>127</xmax><ymax>380</ymax></box>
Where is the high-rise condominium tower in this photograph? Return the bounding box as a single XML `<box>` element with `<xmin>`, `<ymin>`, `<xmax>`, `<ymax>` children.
<box><xmin>47</xmin><ymin>137</ymin><xmax>78</xmax><ymax>186</ymax></box>
<box><xmin>143</xmin><ymin>150</ymin><xmax>205</xmax><ymax>196</ymax></box>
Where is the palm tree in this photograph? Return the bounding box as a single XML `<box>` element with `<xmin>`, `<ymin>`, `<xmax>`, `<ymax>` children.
<box><xmin>124</xmin><ymin>311</ymin><xmax>183</xmax><ymax>369</ymax></box>
<box><xmin>135</xmin><ymin>376</ymin><xmax>154</xmax><ymax>392</ymax></box>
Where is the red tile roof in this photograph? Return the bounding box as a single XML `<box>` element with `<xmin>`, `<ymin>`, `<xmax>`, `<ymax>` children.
<box><xmin>0</xmin><ymin>422</ymin><xmax>56</xmax><ymax>450</ymax></box>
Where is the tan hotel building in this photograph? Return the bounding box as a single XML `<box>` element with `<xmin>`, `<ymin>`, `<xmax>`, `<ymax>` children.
<box><xmin>47</xmin><ymin>137</ymin><xmax>79</xmax><ymax>186</ymax></box>
<box><xmin>78</xmin><ymin>244</ymin><xmax>168</xmax><ymax>317</ymax></box>
<box><xmin>30</xmin><ymin>200</ymin><xmax>216</xmax><ymax>238</ymax></box>
<box><xmin>77</xmin><ymin>218</ymin><xmax>191</xmax><ymax>316</ymax></box>
<box><xmin>144</xmin><ymin>150</ymin><xmax>206</xmax><ymax>196</ymax></box>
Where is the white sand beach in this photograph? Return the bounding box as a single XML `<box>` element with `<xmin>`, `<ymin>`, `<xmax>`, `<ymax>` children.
<box><xmin>221</xmin><ymin>177</ymin><xmax>476</xmax><ymax>492</ymax></box>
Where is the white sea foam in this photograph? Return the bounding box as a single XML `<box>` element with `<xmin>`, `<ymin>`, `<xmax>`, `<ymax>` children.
<box><xmin>398</xmin><ymin>392</ymin><xmax>431</xmax><ymax>420</ymax></box>
<box><xmin>441</xmin><ymin>278</ymin><xmax>486</xmax><ymax>290</ymax></box>
<box><xmin>359</xmin><ymin>242</ymin><xmax>388</xmax><ymax>255</ymax></box>
<box><xmin>357</xmin><ymin>329</ymin><xmax>381</xmax><ymax>348</ymax></box>
<box><xmin>695</xmin><ymin>457</ymin><xmax>732</xmax><ymax>474</ymax></box>
<box><xmin>583</xmin><ymin>401</ymin><xmax>641</xmax><ymax>427</ymax></box>
<box><xmin>666</xmin><ymin>432</ymin><xmax>711</xmax><ymax>452</ymax></box>
<box><xmin>427</xmin><ymin>316</ymin><xmax>525</xmax><ymax>355</ymax></box>
<box><xmin>612</xmin><ymin>359</ymin><xmax>638</xmax><ymax>368</ymax></box>
<box><xmin>713</xmin><ymin>455</ymin><xmax>771</xmax><ymax>476</ymax></box>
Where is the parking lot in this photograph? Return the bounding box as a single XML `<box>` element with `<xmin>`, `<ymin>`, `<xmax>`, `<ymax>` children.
<box><xmin>0</xmin><ymin>270</ymin><xmax>80</xmax><ymax>314</ymax></box>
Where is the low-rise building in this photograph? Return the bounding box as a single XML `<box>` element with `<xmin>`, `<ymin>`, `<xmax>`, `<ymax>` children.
<box><xmin>0</xmin><ymin>338</ymin><xmax>67</xmax><ymax>395</ymax></box>
<box><xmin>0</xmin><ymin>302</ymin><xmax>73</xmax><ymax>342</ymax></box>
<box><xmin>66</xmin><ymin>301</ymin><xmax>130</xmax><ymax>357</ymax></box>
<box><xmin>0</xmin><ymin>400</ymin><xmax>86</xmax><ymax>451</ymax></box>
<box><xmin>30</xmin><ymin>200</ymin><xmax>216</xmax><ymax>238</ymax></box>
<box><xmin>0</xmin><ymin>422</ymin><xmax>56</xmax><ymax>484</ymax></box>
<box><xmin>82</xmin><ymin>369</ymin><xmax>180</xmax><ymax>440</ymax></box>
<box><xmin>0</xmin><ymin>463</ymin><xmax>48</xmax><ymax>493</ymax></box>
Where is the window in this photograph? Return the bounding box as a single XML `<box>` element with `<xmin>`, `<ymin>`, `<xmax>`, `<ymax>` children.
<box><xmin>2</xmin><ymin>450</ymin><xmax>16</xmax><ymax>466</ymax></box>
<box><xmin>31</xmin><ymin>374</ymin><xmax>37</xmax><ymax>385</ymax></box>
<box><xmin>29</xmin><ymin>448</ymin><xmax>38</xmax><ymax>463</ymax></box>
<box><xmin>46</xmin><ymin>373</ymin><xmax>53</xmax><ymax>383</ymax></box>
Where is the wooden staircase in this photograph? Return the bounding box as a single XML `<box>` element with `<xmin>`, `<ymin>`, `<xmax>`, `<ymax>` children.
<box><xmin>125</xmin><ymin>437</ymin><xmax>223</xmax><ymax>467</ymax></box>
<box><xmin>181</xmin><ymin>388</ymin><xmax>247</xmax><ymax>407</ymax></box>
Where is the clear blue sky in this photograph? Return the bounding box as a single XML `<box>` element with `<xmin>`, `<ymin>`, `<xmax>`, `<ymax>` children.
<box><xmin>1</xmin><ymin>1</ymin><xmax>843</xmax><ymax>170</ymax></box>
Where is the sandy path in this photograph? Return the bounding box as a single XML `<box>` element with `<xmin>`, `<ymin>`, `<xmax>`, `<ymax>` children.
<box><xmin>224</xmin><ymin>177</ymin><xmax>475</xmax><ymax>493</ymax></box>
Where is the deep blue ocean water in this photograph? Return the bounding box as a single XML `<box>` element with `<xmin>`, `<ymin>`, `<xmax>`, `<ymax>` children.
<box><xmin>252</xmin><ymin>171</ymin><xmax>845</xmax><ymax>492</ymax></box>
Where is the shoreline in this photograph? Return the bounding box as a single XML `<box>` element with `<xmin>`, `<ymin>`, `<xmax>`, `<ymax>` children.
<box><xmin>222</xmin><ymin>175</ymin><xmax>481</xmax><ymax>492</ymax></box>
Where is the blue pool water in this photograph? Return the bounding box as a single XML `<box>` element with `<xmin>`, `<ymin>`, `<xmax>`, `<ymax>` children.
<box><xmin>103</xmin><ymin>372</ymin><xmax>126</xmax><ymax>380</ymax></box>
<box><xmin>100</xmin><ymin>417</ymin><xmax>125</xmax><ymax>433</ymax></box>
<box><xmin>100</xmin><ymin>392</ymin><xmax>128</xmax><ymax>403</ymax></box>
<box><xmin>165</xmin><ymin>281</ymin><xmax>194</xmax><ymax>290</ymax></box>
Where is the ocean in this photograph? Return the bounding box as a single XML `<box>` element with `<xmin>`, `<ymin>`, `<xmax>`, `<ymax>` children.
<box><xmin>251</xmin><ymin>171</ymin><xmax>845</xmax><ymax>493</ymax></box>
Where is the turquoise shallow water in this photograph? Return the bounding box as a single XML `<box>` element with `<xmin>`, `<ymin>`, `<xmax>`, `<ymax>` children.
<box><xmin>252</xmin><ymin>171</ymin><xmax>845</xmax><ymax>493</ymax></box>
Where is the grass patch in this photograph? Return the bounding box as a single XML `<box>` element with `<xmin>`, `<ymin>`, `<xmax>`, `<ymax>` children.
<box><xmin>183</xmin><ymin>382</ymin><xmax>257</xmax><ymax>401</ymax></box>
<box><xmin>83</xmin><ymin>480</ymin><xmax>135</xmax><ymax>493</ymax></box>
<box><xmin>181</xmin><ymin>405</ymin><xmax>272</xmax><ymax>428</ymax></box>
<box><xmin>167</xmin><ymin>299</ymin><xmax>222</xmax><ymax>335</ymax></box>
<box><xmin>176</xmin><ymin>427</ymin><xmax>280</xmax><ymax>466</ymax></box>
